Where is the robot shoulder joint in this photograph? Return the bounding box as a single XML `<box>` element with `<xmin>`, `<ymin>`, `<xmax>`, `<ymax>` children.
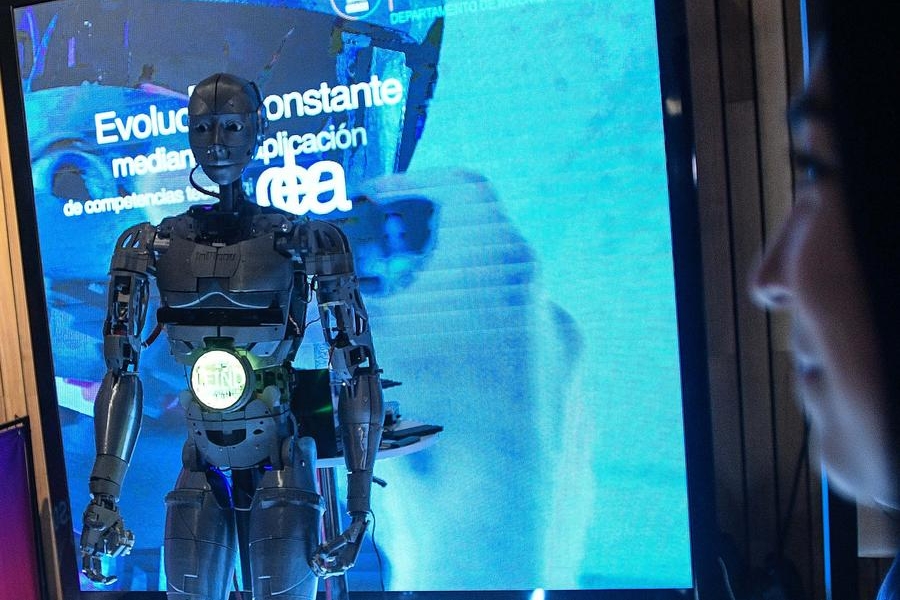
<box><xmin>110</xmin><ymin>222</ymin><xmax>157</xmax><ymax>274</ymax></box>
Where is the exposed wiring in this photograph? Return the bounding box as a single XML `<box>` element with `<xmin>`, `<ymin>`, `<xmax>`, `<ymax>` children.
<box><xmin>718</xmin><ymin>556</ymin><xmax>738</xmax><ymax>600</ymax></box>
<box><xmin>189</xmin><ymin>164</ymin><xmax>219</xmax><ymax>199</ymax></box>
<box><xmin>142</xmin><ymin>322</ymin><xmax>164</xmax><ymax>347</ymax></box>
<box><xmin>303</xmin><ymin>315</ymin><xmax>322</xmax><ymax>336</ymax></box>
<box><xmin>369</xmin><ymin>510</ymin><xmax>386</xmax><ymax>593</ymax></box>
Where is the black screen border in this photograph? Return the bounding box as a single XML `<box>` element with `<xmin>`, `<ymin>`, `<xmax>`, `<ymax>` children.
<box><xmin>0</xmin><ymin>0</ymin><xmax>722</xmax><ymax>597</ymax></box>
<box><xmin>653</xmin><ymin>0</ymin><xmax>726</xmax><ymax>597</ymax></box>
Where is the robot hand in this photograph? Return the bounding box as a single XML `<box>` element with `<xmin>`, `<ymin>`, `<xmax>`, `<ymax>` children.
<box><xmin>311</xmin><ymin>514</ymin><xmax>370</xmax><ymax>578</ymax></box>
<box><xmin>80</xmin><ymin>494</ymin><xmax>135</xmax><ymax>585</ymax></box>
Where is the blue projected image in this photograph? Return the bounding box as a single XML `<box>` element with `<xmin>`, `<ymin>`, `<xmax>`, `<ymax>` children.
<box><xmin>15</xmin><ymin>0</ymin><xmax>690</xmax><ymax>592</ymax></box>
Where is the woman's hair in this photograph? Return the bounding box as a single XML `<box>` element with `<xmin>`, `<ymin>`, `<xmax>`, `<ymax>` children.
<box><xmin>823</xmin><ymin>4</ymin><xmax>900</xmax><ymax>409</ymax></box>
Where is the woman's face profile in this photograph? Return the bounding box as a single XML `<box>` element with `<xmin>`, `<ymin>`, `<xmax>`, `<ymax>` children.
<box><xmin>751</xmin><ymin>52</ymin><xmax>900</xmax><ymax>508</ymax></box>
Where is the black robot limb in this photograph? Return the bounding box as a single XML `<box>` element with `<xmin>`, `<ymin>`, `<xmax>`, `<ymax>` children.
<box><xmin>311</xmin><ymin>366</ymin><xmax>384</xmax><ymax>577</ymax></box>
<box><xmin>304</xmin><ymin>222</ymin><xmax>385</xmax><ymax>577</ymax></box>
<box><xmin>310</xmin><ymin>368</ymin><xmax>384</xmax><ymax>577</ymax></box>
<box><xmin>81</xmin><ymin>224</ymin><xmax>156</xmax><ymax>584</ymax></box>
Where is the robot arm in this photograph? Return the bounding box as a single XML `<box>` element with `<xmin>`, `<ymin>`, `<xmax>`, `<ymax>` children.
<box><xmin>298</xmin><ymin>221</ymin><xmax>384</xmax><ymax>577</ymax></box>
<box><xmin>80</xmin><ymin>223</ymin><xmax>155</xmax><ymax>584</ymax></box>
<box><xmin>312</xmin><ymin>365</ymin><xmax>384</xmax><ymax>578</ymax></box>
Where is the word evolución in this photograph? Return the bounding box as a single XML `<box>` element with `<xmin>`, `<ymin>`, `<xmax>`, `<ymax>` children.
<box><xmin>94</xmin><ymin>75</ymin><xmax>403</xmax><ymax>145</ymax></box>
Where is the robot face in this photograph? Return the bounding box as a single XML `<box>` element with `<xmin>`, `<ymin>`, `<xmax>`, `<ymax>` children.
<box><xmin>188</xmin><ymin>73</ymin><xmax>263</xmax><ymax>185</ymax></box>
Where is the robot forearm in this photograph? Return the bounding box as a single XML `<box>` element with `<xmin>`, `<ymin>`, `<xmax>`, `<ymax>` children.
<box><xmin>338</xmin><ymin>370</ymin><xmax>384</xmax><ymax>515</ymax></box>
<box><xmin>90</xmin><ymin>371</ymin><xmax>143</xmax><ymax>499</ymax></box>
<box><xmin>312</xmin><ymin>370</ymin><xmax>383</xmax><ymax>578</ymax></box>
<box><xmin>81</xmin><ymin>370</ymin><xmax>142</xmax><ymax>584</ymax></box>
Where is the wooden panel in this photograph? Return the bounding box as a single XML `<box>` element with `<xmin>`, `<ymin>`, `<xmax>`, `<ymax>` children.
<box><xmin>754</xmin><ymin>2</ymin><xmax>826</xmax><ymax>598</ymax></box>
<box><xmin>719</xmin><ymin>0</ymin><xmax>756</xmax><ymax>103</ymax></box>
<box><xmin>726</xmin><ymin>96</ymin><xmax>779</xmax><ymax>567</ymax></box>
<box><xmin>0</xmin><ymin>81</ymin><xmax>24</xmax><ymax>423</ymax></box>
<box><xmin>685</xmin><ymin>0</ymin><xmax>748</xmax><ymax>556</ymax></box>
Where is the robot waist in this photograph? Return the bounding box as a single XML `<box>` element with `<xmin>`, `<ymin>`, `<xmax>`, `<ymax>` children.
<box><xmin>187</xmin><ymin>399</ymin><xmax>292</xmax><ymax>469</ymax></box>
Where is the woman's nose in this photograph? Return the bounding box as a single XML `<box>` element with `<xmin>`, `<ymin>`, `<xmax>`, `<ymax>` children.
<box><xmin>750</xmin><ymin>234</ymin><xmax>793</xmax><ymax>310</ymax></box>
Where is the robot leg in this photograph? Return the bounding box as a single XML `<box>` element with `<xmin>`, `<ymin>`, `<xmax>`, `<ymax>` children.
<box><xmin>249</xmin><ymin>436</ymin><xmax>324</xmax><ymax>600</ymax></box>
<box><xmin>164</xmin><ymin>467</ymin><xmax>236</xmax><ymax>600</ymax></box>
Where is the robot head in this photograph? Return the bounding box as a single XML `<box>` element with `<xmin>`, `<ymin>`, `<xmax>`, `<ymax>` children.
<box><xmin>188</xmin><ymin>73</ymin><xmax>266</xmax><ymax>185</ymax></box>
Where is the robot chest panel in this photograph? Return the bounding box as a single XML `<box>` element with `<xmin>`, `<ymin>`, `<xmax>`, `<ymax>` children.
<box><xmin>156</xmin><ymin>233</ymin><xmax>294</xmax><ymax>294</ymax></box>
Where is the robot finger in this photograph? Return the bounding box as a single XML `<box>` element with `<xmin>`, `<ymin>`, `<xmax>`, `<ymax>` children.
<box><xmin>103</xmin><ymin>523</ymin><xmax>135</xmax><ymax>557</ymax></box>
<box><xmin>81</xmin><ymin>554</ymin><xmax>118</xmax><ymax>585</ymax></box>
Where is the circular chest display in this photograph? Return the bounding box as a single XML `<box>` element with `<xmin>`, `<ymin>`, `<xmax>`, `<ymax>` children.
<box><xmin>190</xmin><ymin>349</ymin><xmax>252</xmax><ymax>410</ymax></box>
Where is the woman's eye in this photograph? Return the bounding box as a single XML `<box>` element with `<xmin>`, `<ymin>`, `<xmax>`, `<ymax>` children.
<box><xmin>792</xmin><ymin>154</ymin><xmax>836</xmax><ymax>186</ymax></box>
<box><xmin>194</xmin><ymin>123</ymin><xmax>210</xmax><ymax>133</ymax></box>
<box><xmin>225</xmin><ymin>121</ymin><xmax>244</xmax><ymax>132</ymax></box>
<box><xmin>798</xmin><ymin>163</ymin><xmax>819</xmax><ymax>183</ymax></box>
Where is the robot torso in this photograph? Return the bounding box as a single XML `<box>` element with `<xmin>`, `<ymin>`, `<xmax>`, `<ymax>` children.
<box><xmin>151</xmin><ymin>207</ymin><xmax>310</xmax><ymax>470</ymax></box>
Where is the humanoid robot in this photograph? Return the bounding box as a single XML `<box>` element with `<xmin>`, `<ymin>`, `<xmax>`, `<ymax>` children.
<box><xmin>78</xmin><ymin>73</ymin><xmax>384</xmax><ymax>599</ymax></box>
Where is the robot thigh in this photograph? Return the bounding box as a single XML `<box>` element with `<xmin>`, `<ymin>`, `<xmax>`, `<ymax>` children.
<box><xmin>164</xmin><ymin>469</ymin><xmax>237</xmax><ymax>600</ymax></box>
<box><xmin>249</xmin><ymin>436</ymin><xmax>324</xmax><ymax>600</ymax></box>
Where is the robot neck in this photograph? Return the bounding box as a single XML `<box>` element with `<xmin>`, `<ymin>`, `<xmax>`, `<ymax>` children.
<box><xmin>217</xmin><ymin>180</ymin><xmax>244</xmax><ymax>213</ymax></box>
<box><xmin>189</xmin><ymin>179</ymin><xmax>261</xmax><ymax>244</ymax></box>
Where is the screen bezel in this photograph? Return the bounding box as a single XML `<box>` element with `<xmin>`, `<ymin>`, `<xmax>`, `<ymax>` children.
<box><xmin>0</xmin><ymin>0</ymin><xmax>722</xmax><ymax>597</ymax></box>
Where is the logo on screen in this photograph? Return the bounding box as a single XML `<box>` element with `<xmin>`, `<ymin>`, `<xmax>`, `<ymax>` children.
<box><xmin>255</xmin><ymin>144</ymin><xmax>350</xmax><ymax>216</ymax></box>
<box><xmin>330</xmin><ymin>0</ymin><xmax>382</xmax><ymax>19</ymax></box>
